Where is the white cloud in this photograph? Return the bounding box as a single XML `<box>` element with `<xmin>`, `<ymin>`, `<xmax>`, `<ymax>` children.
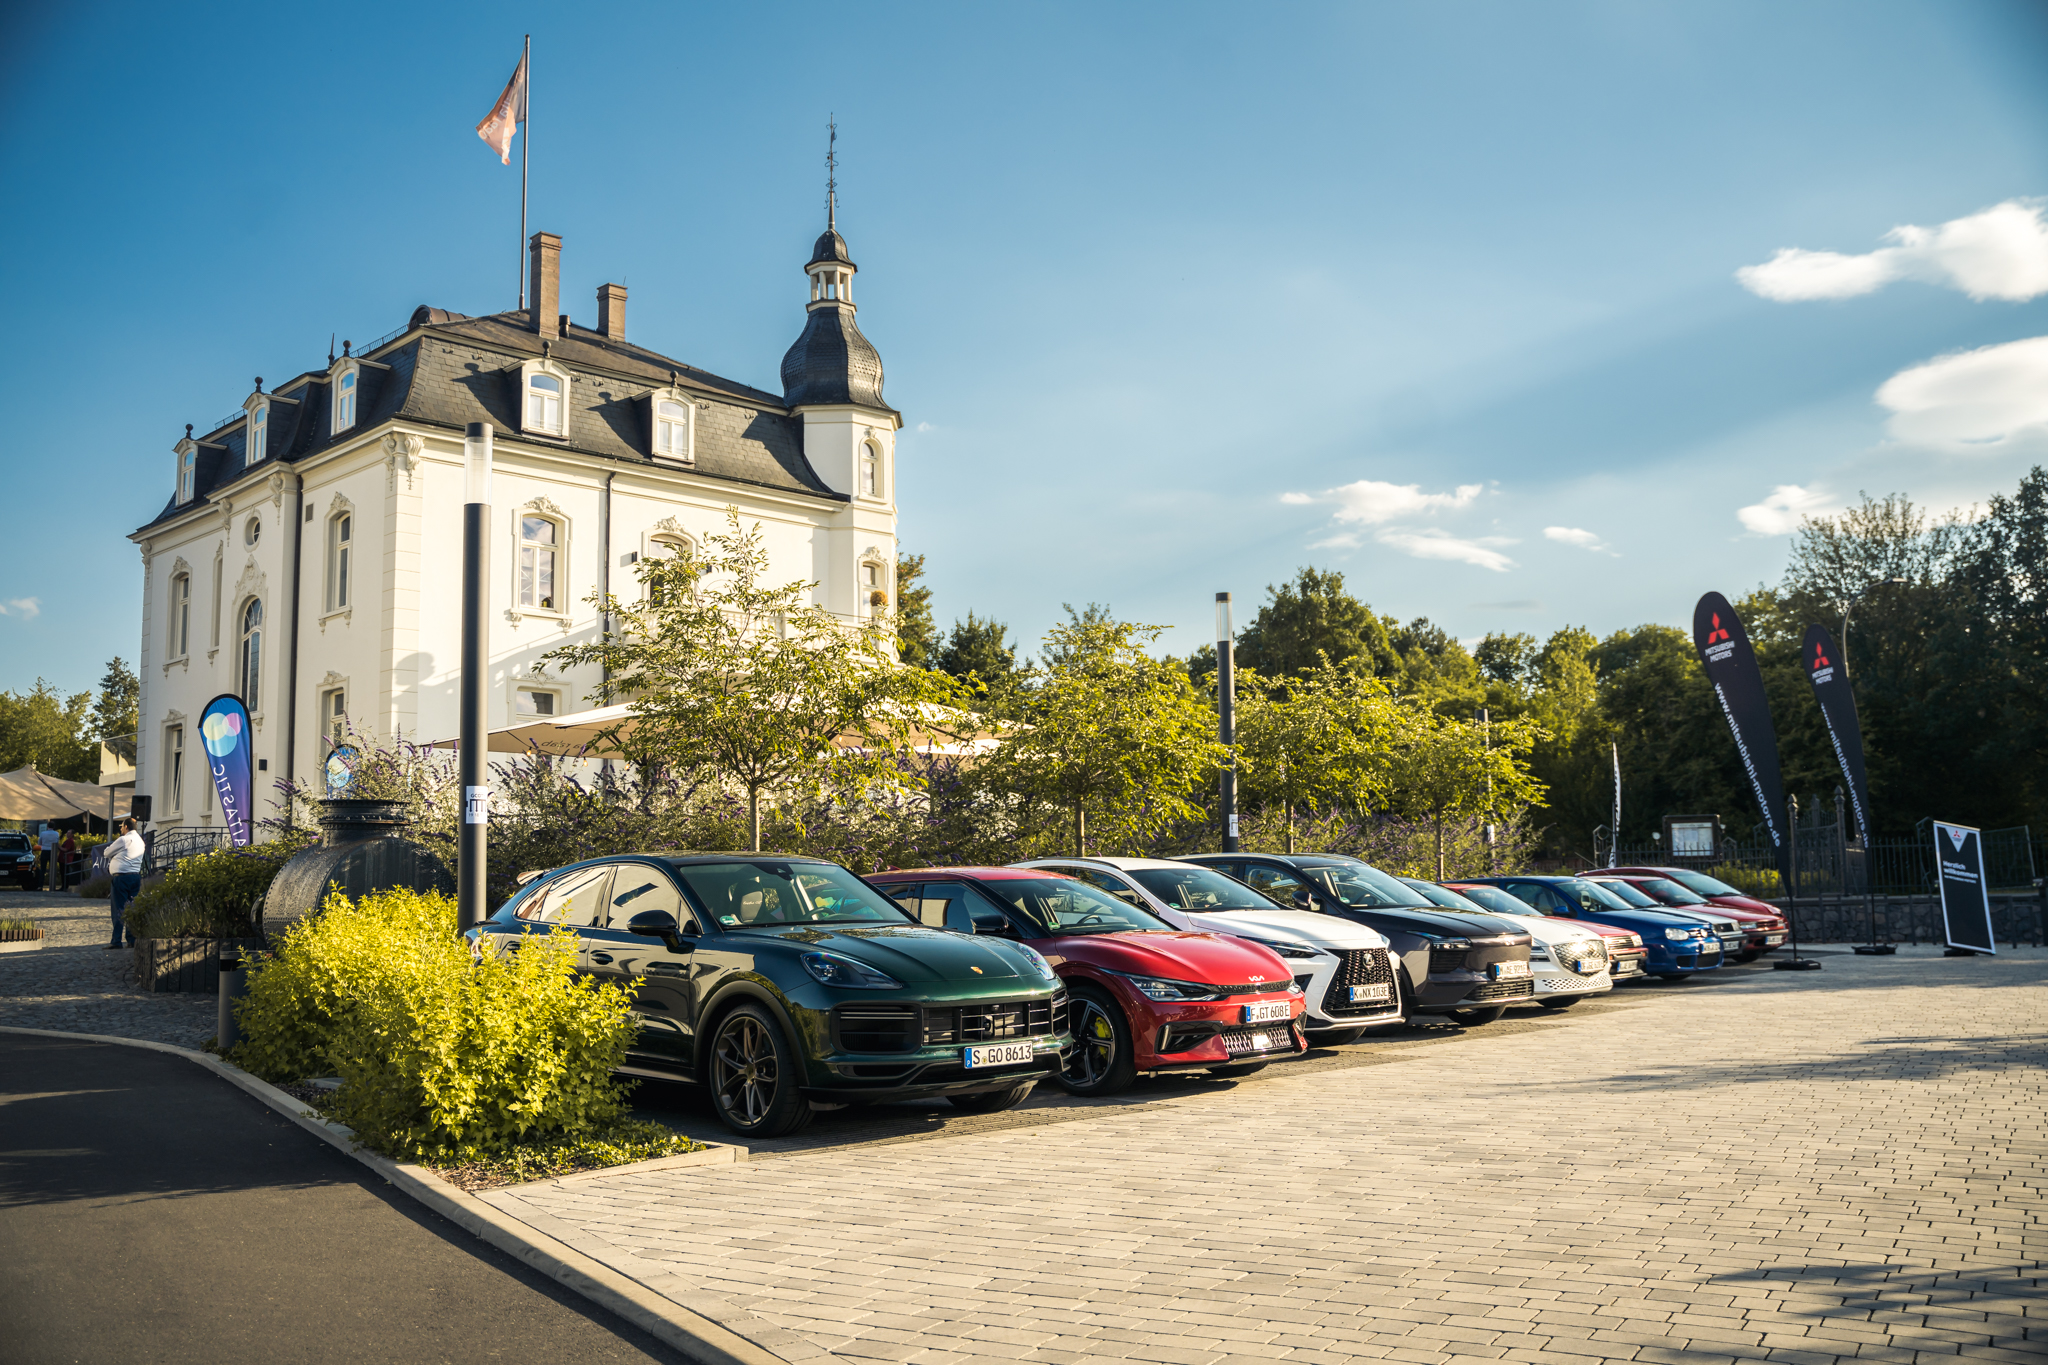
<box><xmin>1737</xmin><ymin>199</ymin><xmax>2048</xmax><ymax>302</ymax></box>
<box><xmin>914</xmin><ymin>421</ymin><xmax>935</xmax><ymax>433</ymax></box>
<box><xmin>1287</xmin><ymin>478</ymin><xmax>1483</xmax><ymax>525</ymax></box>
<box><xmin>1543</xmin><ymin>526</ymin><xmax>1607</xmax><ymax>551</ymax></box>
<box><xmin>1876</xmin><ymin>334</ymin><xmax>2048</xmax><ymax>448</ymax></box>
<box><xmin>1374</xmin><ymin>528</ymin><xmax>1517</xmax><ymax>573</ymax></box>
<box><xmin>0</xmin><ymin>597</ymin><xmax>41</xmax><ymax>619</ymax></box>
<box><xmin>1737</xmin><ymin>484</ymin><xmax>1834</xmax><ymax>536</ymax></box>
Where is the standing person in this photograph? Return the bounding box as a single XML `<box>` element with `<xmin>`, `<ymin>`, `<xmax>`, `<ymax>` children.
<box><xmin>37</xmin><ymin>824</ymin><xmax>58</xmax><ymax>891</ymax></box>
<box><xmin>58</xmin><ymin>829</ymin><xmax>78</xmax><ymax>889</ymax></box>
<box><xmin>104</xmin><ymin>818</ymin><xmax>145</xmax><ymax>950</ymax></box>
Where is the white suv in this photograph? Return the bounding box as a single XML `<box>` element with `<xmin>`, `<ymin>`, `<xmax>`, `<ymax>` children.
<box><xmin>1013</xmin><ymin>856</ymin><xmax>1402</xmax><ymax>1041</ymax></box>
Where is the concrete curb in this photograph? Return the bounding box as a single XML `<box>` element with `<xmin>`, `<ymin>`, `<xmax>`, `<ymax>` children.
<box><xmin>0</xmin><ymin>1025</ymin><xmax>788</xmax><ymax>1365</ymax></box>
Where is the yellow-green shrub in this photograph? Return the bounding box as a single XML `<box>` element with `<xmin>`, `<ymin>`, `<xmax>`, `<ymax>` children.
<box><xmin>232</xmin><ymin>886</ymin><xmax>639</xmax><ymax>1161</ymax></box>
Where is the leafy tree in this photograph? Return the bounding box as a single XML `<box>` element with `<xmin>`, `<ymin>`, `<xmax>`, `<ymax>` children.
<box><xmin>1388</xmin><ymin>616</ymin><xmax>1486</xmax><ymax>715</ymax></box>
<box><xmin>544</xmin><ymin>509</ymin><xmax>969</xmax><ymax>852</ymax></box>
<box><xmin>1236</xmin><ymin>662</ymin><xmax>1404</xmax><ymax>852</ymax></box>
<box><xmin>1387</xmin><ymin>707</ymin><xmax>1545</xmax><ymax>879</ymax></box>
<box><xmin>1235</xmin><ymin>568</ymin><xmax>1398</xmax><ymax>678</ymax></box>
<box><xmin>1475</xmin><ymin>632</ymin><xmax>1537</xmax><ymax>687</ymax></box>
<box><xmin>91</xmin><ymin>658</ymin><xmax>140</xmax><ymax>744</ymax></box>
<box><xmin>984</xmin><ymin>616</ymin><xmax>1224</xmax><ymax>855</ymax></box>
<box><xmin>0</xmin><ymin>680</ymin><xmax>96</xmax><ymax>781</ymax></box>
<box><xmin>893</xmin><ymin>553</ymin><xmax>940</xmax><ymax>668</ymax></box>
<box><xmin>935</xmin><ymin>612</ymin><xmax>1021</xmax><ymax>689</ymax></box>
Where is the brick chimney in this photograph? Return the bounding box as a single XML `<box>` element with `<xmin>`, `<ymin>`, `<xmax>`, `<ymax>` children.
<box><xmin>528</xmin><ymin>231</ymin><xmax>561</xmax><ymax>335</ymax></box>
<box><xmin>597</xmin><ymin>283</ymin><xmax>627</xmax><ymax>341</ymax></box>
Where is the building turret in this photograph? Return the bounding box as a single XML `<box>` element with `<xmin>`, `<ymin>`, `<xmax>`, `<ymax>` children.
<box><xmin>780</xmin><ymin>218</ymin><xmax>887</xmax><ymax>409</ymax></box>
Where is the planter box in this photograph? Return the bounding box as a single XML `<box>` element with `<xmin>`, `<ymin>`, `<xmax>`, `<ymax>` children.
<box><xmin>0</xmin><ymin>935</ymin><xmax>42</xmax><ymax>954</ymax></box>
<box><xmin>132</xmin><ymin>936</ymin><xmax>265</xmax><ymax>994</ymax></box>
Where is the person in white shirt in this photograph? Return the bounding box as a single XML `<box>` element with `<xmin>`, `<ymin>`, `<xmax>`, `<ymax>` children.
<box><xmin>38</xmin><ymin>824</ymin><xmax>59</xmax><ymax>891</ymax></box>
<box><xmin>104</xmin><ymin>819</ymin><xmax>145</xmax><ymax>949</ymax></box>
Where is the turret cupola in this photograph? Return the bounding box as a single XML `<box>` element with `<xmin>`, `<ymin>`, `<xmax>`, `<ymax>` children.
<box><xmin>780</xmin><ymin>127</ymin><xmax>888</xmax><ymax>411</ymax></box>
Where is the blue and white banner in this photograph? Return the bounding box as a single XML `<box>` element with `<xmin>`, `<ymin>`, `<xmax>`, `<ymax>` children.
<box><xmin>199</xmin><ymin>693</ymin><xmax>255</xmax><ymax>847</ymax></box>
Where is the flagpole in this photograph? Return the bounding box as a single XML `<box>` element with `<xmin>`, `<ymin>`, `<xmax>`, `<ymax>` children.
<box><xmin>518</xmin><ymin>34</ymin><xmax>530</xmax><ymax>310</ymax></box>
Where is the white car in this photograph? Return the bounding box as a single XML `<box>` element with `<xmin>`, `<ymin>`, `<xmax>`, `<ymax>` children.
<box><xmin>1012</xmin><ymin>856</ymin><xmax>1403</xmax><ymax>1040</ymax></box>
<box><xmin>1399</xmin><ymin>877</ymin><xmax>1615</xmax><ymax>1010</ymax></box>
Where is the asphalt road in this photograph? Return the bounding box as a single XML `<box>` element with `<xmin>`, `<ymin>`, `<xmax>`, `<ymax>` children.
<box><xmin>0</xmin><ymin>1034</ymin><xmax>692</xmax><ymax>1364</ymax></box>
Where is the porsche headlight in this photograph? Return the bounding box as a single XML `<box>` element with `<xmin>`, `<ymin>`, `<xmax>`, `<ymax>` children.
<box><xmin>801</xmin><ymin>951</ymin><xmax>902</xmax><ymax>989</ymax></box>
<box><xmin>1009</xmin><ymin>942</ymin><xmax>1059</xmax><ymax>982</ymax></box>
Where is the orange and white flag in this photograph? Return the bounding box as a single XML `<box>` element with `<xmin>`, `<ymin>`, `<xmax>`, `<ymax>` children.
<box><xmin>476</xmin><ymin>51</ymin><xmax>527</xmax><ymax>165</ymax></box>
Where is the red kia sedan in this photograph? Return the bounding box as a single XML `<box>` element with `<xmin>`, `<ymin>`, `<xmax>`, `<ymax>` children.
<box><xmin>867</xmin><ymin>867</ymin><xmax>1306</xmax><ymax>1096</ymax></box>
<box><xmin>1588</xmin><ymin>868</ymin><xmax>1788</xmax><ymax>959</ymax></box>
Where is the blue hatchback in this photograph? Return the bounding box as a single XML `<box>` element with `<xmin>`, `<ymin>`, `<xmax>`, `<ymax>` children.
<box><xmin>1462</xmin><ymin>875</ymin><xmax>1726</xmax><ymax>979</ymax></box>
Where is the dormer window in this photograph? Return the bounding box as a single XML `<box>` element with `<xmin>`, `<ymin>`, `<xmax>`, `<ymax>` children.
<box><xmin>246</xmin><ymin>400</ymin><xmax>268</xmax><ymax>467</ymax></box>
<box><xmin>175</xmin><ymin>441</ymin><xmax>196</xmax><ymax>503</ymax></box>
<box><xmin>331</xmin><ymin>358</ymin><xmax>360</xmax><ymax>432</ymax></box>
<box><xmin>648</xmin><ymin>386</ymin><xmax>694</xmax><ymax>464</ymax></box>
<box><xmin>519</xmin><ymin>358</ymin><xmax>571</xmax><ymax>438</ymax></box>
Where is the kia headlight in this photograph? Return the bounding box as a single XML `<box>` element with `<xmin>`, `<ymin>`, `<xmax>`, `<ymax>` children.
<box><xmin>1236</xmin><ymin>936</ymin><xmax>1324</xmax><ymax>960</ymax></box>
<box><xmin>1113</xmin><ymin>972</ymin><xmax>1221</xmax><ymax>1002</ymax></box>
<box><xmin>801</xmin><ymin>951</ymin><xmax>903</xmax><ymax>989</ymax></box>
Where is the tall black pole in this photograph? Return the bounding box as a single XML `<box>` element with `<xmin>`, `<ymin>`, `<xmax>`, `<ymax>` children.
<box><xmin>1777</xmin><ymin>791</ymin><xmax>1822</xmax><ymax>970</ymax></box>
<box><xmin>1217</xmin><ymin>591</ymin><xmax>1238</xmax><ymax>853</ymax></box>
<box><xmin>459</xmin><ymin>423</ymin><xmax>493</xmax><ymax>932</ymax></box>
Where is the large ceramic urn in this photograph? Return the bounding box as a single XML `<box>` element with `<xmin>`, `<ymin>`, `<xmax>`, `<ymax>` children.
<box><xmin>261</xmin><ymin>798</ymin><xmax>455</xmax><ymax>941</ymax></box>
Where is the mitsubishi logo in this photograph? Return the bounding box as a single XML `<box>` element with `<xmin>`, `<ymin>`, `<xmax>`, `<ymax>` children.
<box><xmin>1706</xmin><ymin>614</ymin><xmax>1732</xmax><ymax>645</ymax></box>
<box><xmin>1813</xmin><ymin>642</ymin><xmax>1830</xmax><ymax>668</ymax></box>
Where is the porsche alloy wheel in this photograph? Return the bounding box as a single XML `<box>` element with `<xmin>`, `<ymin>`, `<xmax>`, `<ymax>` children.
<box><xmin>709</xmin><ymin>1004</ymin><xmax>814</xmax><ymax>1138</ymax></box>
<box><xmin>1055</xmin><ymin>987</ymin><xmax>1135</xmax><ymax>1096</ymax></box>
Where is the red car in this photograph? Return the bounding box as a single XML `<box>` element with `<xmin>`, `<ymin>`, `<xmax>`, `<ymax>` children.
<box><xmin>868</xmin><ymin>867</ymin><xmax>1306</xmax><ymax>1096</ymax></box>
<box><xmin>1588</xmin><ymin>868</ymin><xmax>1789</xmax><ymax>960</ymax></box>
<box><xmin>1443</xmin><ymin>881</ymin><xmax>1651</xmax><ymax>981</ymax></box>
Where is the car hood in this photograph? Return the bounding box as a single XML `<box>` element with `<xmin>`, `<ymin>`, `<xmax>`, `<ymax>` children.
<box><xmin>1181</xmin><ymin>908</ymin><xmax>1388</xmax><ymax>951</ymax></box>
<box><xmin>1706</xmin><ymin>896</ymin><xmax>1780</xmax><ymax>918</ymax></box>
<box><xmin>1494</xmin><ymin>913</ymin><xmax>1606</xmax><ymax>948</ymax></box>
<box><xmin>749</xmin><ymin>924</ymin><xmax>1039</xmax><ymax>984</ymax></box>
<box><xmin>1336</xmin><ymin>903</ymin><xmax>1528</xmax><ymax>939</ymax></box>
<box><xmin>1045</xmin><ymin>930</ymin><xmax>1291</xmax><ymax>985</ymax></box>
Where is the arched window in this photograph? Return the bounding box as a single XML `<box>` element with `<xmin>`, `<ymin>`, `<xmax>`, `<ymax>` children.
<box><xmin>324</xmin><ymin>688</ymin><xmax>347</xmax><ymax>745</ymax></box>
<box><xmin>860</xmin><ymin>442</ymin><xmax>880</xmax><ymax>498</ymax></box>
<box><xmin>527</xmin><ymin>372</ymin><xmax>563</xmax><ymax>434</ymax></box>
<box><xmin>247</xmin><ymin>403</ymin><xmax>268</xmax><ymax>467</ymax></box>
<box><xmin>170</xmin><ymin>573</ymin><xmax>191</xmax><ymax>658</ymax></box>
<box><xmin>647</xmin><ymin>533</ymin><xmax>693</xmax><ymax>605</ymax></box>
<box><xmin>328</xmin><ymin>512</ymin><xmax>352</xmax><ymax>611</ymax></box>
<box><xmin>655</xmin><ymin>400</ymin><xmax>690</xmax><ymax>459</ymax></box>
<box><xmin>863</xmin><ymin>560</ymin><xmax>886</xmax><ymax>616</ymax></box>
<box><xmin>335</xmin><ymin>370</ymin><xmax>357</xmax><ymax>430</ymax></box>
<box><xmin>519</xmin><ymin>515</ymin><xmax>559</xmax><ymax>611</ymax></box>
<box><xmin>239</xmin><ymin>599</ymin><xmax>263</xmax><ymax>711</ymax></box>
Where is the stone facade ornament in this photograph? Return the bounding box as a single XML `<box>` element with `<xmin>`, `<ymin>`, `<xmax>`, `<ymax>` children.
<box><xmin>524</xmin><ymin>495</ymin><xmax>567</xmax><ymax>518</ymax></box>
<box><xmin>382</xmin><ymin>432</ymin><xmax>423</xmax><ymax>491</ymax></box>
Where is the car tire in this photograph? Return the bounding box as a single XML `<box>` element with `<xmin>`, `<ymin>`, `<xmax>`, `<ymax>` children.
<box><xmin>707</xmin><ymin>1003</ymin><xmax>815</xmax><ymax>1139</ymax></box>
<box><xmin>1206</xmin><ymin>1062</ymin><xmax>1268</xmax><ymax>1079</ymax></box>
<box><xmin>1307</xmin><ymin>1026</ymin><xmax>1368</xmax><ymax>1045</ymax></box>
<box><xmin>1537</xmin><ymin>997</ymin><xmax>1579</xmax><ymax>1011</ymax></box>
<box><xmin>1055</xmin><ymin>985</ymin><xmax>1137</xmax><ymax>1096</ymax></box>
<box><xmin>947</xmin><ymin>1081</ymin><xmax>1035</xmax><ymax>1113</ymax></box>
<box><xmin>1448</xmin><ymin>1005</ymin><xmax>1506</xmax><ymax>1026</ymax></box>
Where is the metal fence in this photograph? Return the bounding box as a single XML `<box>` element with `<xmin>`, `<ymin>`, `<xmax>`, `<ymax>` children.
<box><xmin>1764</xmin><ymin>892</ymin><xmax>2048</xmax><ymax>949</ymax></box>
<box><xmin>142</xmin><ymin>828</ymin><xmax>226</xmax><ymax>878</ymax></box>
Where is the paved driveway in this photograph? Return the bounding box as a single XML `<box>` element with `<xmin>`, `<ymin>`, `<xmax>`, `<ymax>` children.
<box><xmin>487</xmin><ymin>949</ymin><xmax>2046</xmax><ymax>1365</ymax></box>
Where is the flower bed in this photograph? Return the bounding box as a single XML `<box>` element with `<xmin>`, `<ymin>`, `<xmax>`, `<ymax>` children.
<box><xmin>0</xmin><ymin>918</ymin><xmax>44</xmax><ymax>955</ymax></box>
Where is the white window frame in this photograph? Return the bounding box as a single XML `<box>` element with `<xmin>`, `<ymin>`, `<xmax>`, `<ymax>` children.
<box><xmin>163</xmin><ymin>724</ymin><xmax>185</xmax><ymax>816</ymax></box>
<box><xmin>519</xmin><ymin>358</ymin><xmax>572</xmax><ymax>439</ymax></box>
<box><xmin>245</xmin><ymin>514</ymin><xmax>261</xmax><ymax>548</ymax></box>
<box><xmin>860</xmin><ymin>556</ymin><xmax>889</xmax><ymax>617</ymax></box>
<box><xmin>321</xmin><ymin>686</ymin><xmax>348</xmax><ymax>747</ymax></box>
<box><xmin>331</xmin><ymin>358</ymin><xmax>360</xmax><ymax>432</ymax></box>
<box><xmin>239</xmin><ymin>597</ymin><xmax>264</xmax><ymax>712</ymax></box>
<box><xmin>511</xmin><ymin>683</ymin><xmax>563</xmax><ymax>720</ymax></box>
<box><xmin>327</xmin><ymin>509</ymin><xmax>354</xmax><ymax>612</ymax></box>
<box><xmin>170</xmin><ymin>571</ymin><xmax>191</xmax><ymax>659</ymax></box>
<box><xmin>859</xmin><ymin>439</ymin><xmax>882</xmax><ymax>500</ymax></box>
<box><xmin>516</xmin><ymin>510</ymin><xmax>565</xmax><ymax>614</ymax></box>
<box><xmin>649</xmin><ymin>387</ymin><xmax>695</xmax><ymax>464</ymax></box>
<box><xmin>175</xmin><ymin>438</ymin><xmax>197</xmax><ymax>503</ymax></box>
<box><xmin>244</xmin><ymin>396</ymin><xmax>269</xmax><ymax>467</ymax></box>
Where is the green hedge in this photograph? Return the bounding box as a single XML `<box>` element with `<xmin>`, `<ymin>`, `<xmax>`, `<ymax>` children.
<box><xmin>231</xmin><ymin>886</ymin><xmax>640</xmax><ymax>1162</ymax></box>
<box><xmin>125</xmin><ymin>846</ymin><xmax>285</xmax><ymax>938</ymax></box>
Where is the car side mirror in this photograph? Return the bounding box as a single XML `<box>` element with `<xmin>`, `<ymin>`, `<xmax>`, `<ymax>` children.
<box><xmin>1291</xmin><ymin>887</ymin><xmax>1324</xmax><ymax>913</ymax></box>
<box><xmin>626</xmin><ymin>909</ymin><xmax>688</xmax><ymax>952</ymax></box>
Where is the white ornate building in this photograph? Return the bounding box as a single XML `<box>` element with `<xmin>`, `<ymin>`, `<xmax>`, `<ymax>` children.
<box><xmin>131</xmin><ymin>216</ymin><xmax>899</xmax><ymax>836</ymax></box>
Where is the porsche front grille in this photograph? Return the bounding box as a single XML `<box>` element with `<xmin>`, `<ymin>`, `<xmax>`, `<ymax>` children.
<box><xmin>923</xmin><ymin>992</ymin><xmax>1068</xmax><ymax>1046</ymax></box>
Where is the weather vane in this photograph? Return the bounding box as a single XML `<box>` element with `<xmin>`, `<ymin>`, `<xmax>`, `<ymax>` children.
<box><xmin>826</xmin><ymin>115</ymin><xmax>838</xmax><ymax>229</ymax></box>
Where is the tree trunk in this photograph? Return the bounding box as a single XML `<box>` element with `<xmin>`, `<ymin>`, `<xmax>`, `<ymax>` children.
<box><xmin>1284</xmin><ymin>797</ymin><xmax>1295</xmax><ymax>854</ymax></box>
<box><xmin>1074</xmin><ymin>803</ymin><xmax>1087</xmax><ymax>857</ymax></box>
<box><xmin>749</xmin><ymin>787</ymin><xmax>762</xmax><ymax>853</ymax></box>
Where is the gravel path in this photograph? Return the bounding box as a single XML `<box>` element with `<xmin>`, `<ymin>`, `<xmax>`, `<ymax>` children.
<box><xmin>0</xmin><ymin>890</ymin><xmax>217</xmax><ymax>1048</ymax></box>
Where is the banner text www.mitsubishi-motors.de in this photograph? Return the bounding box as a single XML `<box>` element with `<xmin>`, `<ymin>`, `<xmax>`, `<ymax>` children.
<box><xmin>1801</xmin><ymin>623</ymin><xmax>1875</xmax><ymax>848</ymax></box>
<box><xmin>1692</xmin><ymin>593</ymin><xmax>1789</xmax><ymax>881</ymax></box>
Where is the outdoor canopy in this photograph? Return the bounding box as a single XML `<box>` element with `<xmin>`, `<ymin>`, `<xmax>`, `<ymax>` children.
<box><xmin>0</xmin><ymin>767</ymin><xmax>135</xmax><ymax>821</ymax></box>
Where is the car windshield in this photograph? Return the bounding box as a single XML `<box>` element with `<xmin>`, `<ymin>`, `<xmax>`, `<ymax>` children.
<box><xmin>1399</xmin><ymin>878</ymin><xmax>1495</xmax><ymax>913</ymax></box>
<box><xmin>1128</xmin><ymin>865</ymin><xmax>1282</xmax><ymax>912</ymax></box>
<box><xmin>1445</xmin><ymin>883</ymin><xmax>1536</xmax><ymax>917</ymax></box>
<box><xmin>1588</xmin><ymin>878</ymin><xmax>1661</xmax><ymax>909</ymax></box>
<box><xmin>978</xmin><ymin>877</ymin><xmax>1171</xmax><ymax>935</ymax></box>
<box><xmin>0</xmin><ymin>834</ymin><xmax>31</xmax><ymax>851</ymax></box>
<box><xmin>1555</xmin><ymin>878</ymin><xmax>1637</xmax><ymax>911</ymax></box>
<box><xmin>1656</xmin><ymin>869</ymin><xmax>1736</xmax><ymax>898</ymax></box>
<box><xmin>671</xmin><ymin>861</ymin><xmax>913</xmax><ymax>928</ymax></box>
<box><xmin>1296</xmin><ymin>858</ymin><xmax>1435</xmax><ymax>908</ymax></box>
<box><xmin>1636</xmin><ymin>877</ymin><xmax>1708</xmax><ymax>905</ymax></box>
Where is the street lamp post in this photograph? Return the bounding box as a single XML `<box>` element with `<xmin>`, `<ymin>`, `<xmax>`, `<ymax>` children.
<box><xmin>1216</xmin><ymin>592</ymin><xmax>1238</xmax><ymax>854</ymax></box>
<box><xmin>458</xmin><ymin>423</ymin><xmax>493</xmax><ymax>933</ymax></box>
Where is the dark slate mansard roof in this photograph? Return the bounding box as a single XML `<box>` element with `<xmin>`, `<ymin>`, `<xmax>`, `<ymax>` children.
<box><xmin>142</xmin><ymin>305</ymin><xmax>857</xmax><ymax>532</ymax></box>
<box><xmin>779</xmin><ymin>229</ymin><xmax>892</xmax><ymax>411</ymax></box>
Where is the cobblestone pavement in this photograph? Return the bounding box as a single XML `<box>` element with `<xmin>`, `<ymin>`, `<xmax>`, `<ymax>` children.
<box><xmin>487</xmin><ymin>948</ymin><xmax>2046</xmax><ymax>1365</ymax></box>
<box><xmin>0</xmin><ymin>890</ymin><xmax>215</xmax><ymax>1048</ymax></box>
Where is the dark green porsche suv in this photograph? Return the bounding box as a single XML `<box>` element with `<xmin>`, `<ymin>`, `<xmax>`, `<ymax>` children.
<box><xmin>474</xmin><ymin>855</ymin><xmax>1072</xmax><ymax>1137</ymax></box>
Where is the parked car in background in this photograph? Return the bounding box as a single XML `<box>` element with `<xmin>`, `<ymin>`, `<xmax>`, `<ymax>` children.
<box><xmin>471</xmin><ymin>854</ymin><xmax>1072</xmax><ymax>1138</ymax></box>
<box><xmin>1399</xmin><ymin>878</ymin><xmax>1615</xmax><ymax>1010</ymax></box>
<box><xmin>1587</xmin><ymin>868</ymin><xmax>1787</xmax><ymax>960</ymax></box>
<box><xmin>1174</xmin><ymin>853</ymin><xmax>1535</xmax><ymax>1026</ymax></box>
<box><xmin>1444</xmin><ymin>881</ymin><xmax>1650</xmax><ymax>982</ymax></box>
<box><xmin>867</xmin><ymin>867</ymin><xmax>1305</xmax><ymax>1095</ymax></box>
<box><xmin>1582</xmin><ymin>874</ymin><xmax>1748</xmax><ymax>959</ymax></box>
<box><xmin>0</xmin><ymin>832</ymin><xmax>35</xmax><ymax>888</ymax></box>
<box><xmin>1012</xmin><ymin>856</ymin><xmax>1401</xmax><ymax>1041</ymax></box>
<box><xmin>1462</xmin><ymin>875</ymin><xmax>1726</xmax><ymax>980</ymax></box>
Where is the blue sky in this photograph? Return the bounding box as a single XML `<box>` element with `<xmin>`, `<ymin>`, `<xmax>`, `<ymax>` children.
<box><xmin>3</xmin><ymin>1</ymin><xmax>2046</xmax><ymax>696</ymax></box>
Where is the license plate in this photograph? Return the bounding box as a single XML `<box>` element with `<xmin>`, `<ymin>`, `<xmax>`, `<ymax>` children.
<box><xmin>1243</xmin><ymin>999</ymin><xmax>1292</xmax><ymax>1024</ymax></box>
<box><xmin>1614</xmin><ymin>960</ymin><xmax>1641</xmax><ymax>975</ymax></box>
<box><xmin>965</xmin><ymin>1042</ymin><xmax>1037</xmax><ymax>1069</ymax></box>
<box><xmin>1348</xmin><ymin>983</ymin><xmax>1391</xmax><ymax>1003</ymax></box>
<box><xmin>1701</xmin><ymin>943</ymin><xmax>1720</xmax><ymax>955</ymax></box>
<box><xmin>1765</xmin><ymin>934</ymin><xmax>1785</xmax><ymax>944</ymax></box>
<box><xmin>1491</xmin><ymin>960</ymin><xmax>1530</xmax><ymax>980</ymax></box>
